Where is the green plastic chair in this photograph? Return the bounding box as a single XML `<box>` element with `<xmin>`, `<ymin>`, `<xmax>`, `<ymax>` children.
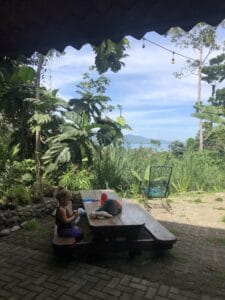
<box><xmin>143</xmin><ymin>165</ymin><xmax>172</xmax><ymax>199</ymax></box>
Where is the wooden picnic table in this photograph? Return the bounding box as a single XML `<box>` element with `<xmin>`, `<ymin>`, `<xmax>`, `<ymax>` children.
<box><xmin>53</xmin><ymin>189</ymin><xmax>176</xmax><ymax>257</ymax></box>
<box><xmin>80</xmin><ymin>189</ymin><xmax>144</xmax><ymax>241</ymax></box>
<box><xmin>80</xmin><ymin>189</ymin><xmax>176</xmax><ymax>247</ymax></box>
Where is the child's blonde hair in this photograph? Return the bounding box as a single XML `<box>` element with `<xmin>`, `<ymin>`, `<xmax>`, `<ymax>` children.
<box><xmin>54</xmin><ymin>186</ymin><xmax>71</xmax><ymax>203</ymax></box>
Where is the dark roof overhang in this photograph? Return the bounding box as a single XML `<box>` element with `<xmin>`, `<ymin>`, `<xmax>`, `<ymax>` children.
<box><xmin>1</xmin><ymin>0</ymin><xmax>225</xmax><ymax>57</ymax></box>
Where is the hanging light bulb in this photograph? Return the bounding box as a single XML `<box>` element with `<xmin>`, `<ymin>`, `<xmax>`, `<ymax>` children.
<box><xmin>171</xmin><ymin>51</ymin><xmax>175</xmax><ymax>64</ymax></box>
<box><xmin>142</xmin><ymin>38</ymin><xmax>145</xmax><ymax>48</ymax></box>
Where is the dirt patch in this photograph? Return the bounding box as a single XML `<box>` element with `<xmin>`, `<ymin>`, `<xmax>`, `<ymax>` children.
<box><xmin>150</xmin><ymin>191</ymin><xmax>225</xmax><ymax>229</ymax></box>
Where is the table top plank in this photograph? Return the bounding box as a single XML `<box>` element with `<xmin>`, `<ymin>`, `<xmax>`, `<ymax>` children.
<box><xmin>99</xmin><ymin>190</ymin><xmax>145</xmax><ymax>226</ymax></box>
<box><xmin>80</xmin><ymin>190</ymin><xmax>124</xmax><ymax>227</ymax></box>
<box><xmin>80</xmin><ymin>190</ymin><xmax>144</xmax><ymax>227</ymax></box>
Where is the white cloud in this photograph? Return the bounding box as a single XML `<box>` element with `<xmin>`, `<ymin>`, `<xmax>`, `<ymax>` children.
<box><xmin>42</xmin><ymin>30</ymin><xmax>225</xmax><ymax>142</ymax></box>
<box><xmin>43</xmin><ymin>45</ymin><xmax>95</xmax><ymax>90</ymax></box>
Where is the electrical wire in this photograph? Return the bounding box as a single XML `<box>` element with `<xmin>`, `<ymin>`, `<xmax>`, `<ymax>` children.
<box><xmin>143</xmin><ymin>37</ymin><xmax>197</xmax><ymax>62</ymax></box>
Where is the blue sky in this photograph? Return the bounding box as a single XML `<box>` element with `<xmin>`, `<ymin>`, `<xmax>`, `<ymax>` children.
<box><xmin>43</xmin><ymin>26</ymin><xmax>225</xmax><ymax>142</ymax></box>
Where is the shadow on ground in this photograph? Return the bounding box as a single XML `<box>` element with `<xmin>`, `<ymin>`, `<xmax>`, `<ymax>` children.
<box><xmin>1</xmin><ymin>214</ymin><xmax>225</xmax><ymax>298</ymax></box>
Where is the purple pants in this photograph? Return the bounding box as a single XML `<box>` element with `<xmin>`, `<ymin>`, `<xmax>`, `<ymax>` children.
<box><xmin>58</xmin><ymin>226</ymin><xmax>83</xmax><ymax>242</ymax></box>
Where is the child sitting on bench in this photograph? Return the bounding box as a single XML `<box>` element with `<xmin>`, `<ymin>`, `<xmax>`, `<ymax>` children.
<box><xmin>55</xmin><ymin>186</ymin><xmax>83</xmax><ymax>242</ymax></box>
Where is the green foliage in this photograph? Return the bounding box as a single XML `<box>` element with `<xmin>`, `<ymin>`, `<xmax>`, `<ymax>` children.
<box><xmin>202</xmin><ymin>53</ymin><xmax>225</xmax><ymax>85</ymax></box>
<box><xmin>193</xmin><ymin>50</ymin><xmax>225</xmax><ymax>154</ymax></box>
<box><xmin>6</xmin><ymin>184</ymin><xmax>31</xmax><ymax>206</ymax></box>
<box><xmin>171</xmin><ymin>150</ymin><xmax>225</xmax><ymax>193</ymax></box>
<box><xmin>11</xmin><ymin>66</ymin><xmax>36</xmax><ymax>82</ymax></box>
<box><xmin>0</xmin><ymin>119</ymin><xmax>11</xmax><ymax>173</ymax></box>
<box><xmin>3</xmin><ymin>44</ymin><xmax>225</xmax><ymax>202</ymax></box>
<box><xmin>168</xmin><ymin>23</ymin><xmax>219</xmax><ymax>50</ymax></box>
<box><xmin>0</xmin><ymin>58</ymin><xmax>36</xmax><ymax>159</ymax></box>
<box><xmin>41</xmin><ymin>178</ymin><xmax>54</xmax><ymax>197</ymax></box>
<box><xmin>116</xmin><ymin>116</ymin><xmax>131</xmax><ymax>130</ymax></box>
<box><xmin>59</xmin><ymin>168</ymin><xmax>95</xmax><ymax>191</ymax></box>
<box><xmin>185</xmin><ymin>138</ymin><xmax>197</xmax><ymax>151</ymax></box>
<box><xmin>31</xmin><ymin>181</ymin><xmax>43</xmax><ymax>202</ymax></box>
<box><xmin>42</xmin><ymin>112</ymin><xmax>97</xmax><ymax>173</ymax></box>
<box><xmin>43</xmin><ymin>73</ymin><xmax>124</xmax><ymax>173</ymax></box>
<box><xmin>169</xmin><ymin>141</ymin><xmax>185</xmax><ymax>157</ymax></box>
<box><xmin>92</xmin><ymin>38</ymin><xmax>130</xmax><ymax>74</ymax></box>
<box><xmin>26</xmin><ymin>89</ymin><xmax>66</xmax><ymax>128</ymax></box>
<box><xmin>91</xmin><ymin>147</ymin><xmax>169</xmax><ymax>197</ymax></box>
<box><xmin>92</xmin><ymin>147</ymin><xmax>136</xmax><ymax>192</ymax></box>
<box><xmin>167</xmin><ymin>23</ymin><xmax>220</xmax><ymax>79</ymax></box>
<box><xmin>131</xmin><ymin>165</ymin><xmax>150</xmax><ymax>186</ymax></box>
<box><xmin>0</xmin><ymin>159</ymin><xmax>35</xmax><ymax>193</ymax></box>
<box><xmin>22</xmin><ymin>219</ymin><xmax>44</xmax><ymax>231</ymax></box>
<box><xmin>221</xmin><ymin>216</ymin><xmax>225</xmax><ymax>223</ymax></box>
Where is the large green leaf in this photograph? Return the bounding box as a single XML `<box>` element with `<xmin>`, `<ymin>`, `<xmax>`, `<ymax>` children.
<box><xmin>30</xmin><ymin>113</ymin><xmax>52</xmax><ymax>125</ymax></box>
<box><xmin>11</xmin><ymin>66</ymin><xmax>35</xmax><ymax>82</ymax></box>
<box><xmin>56</xmin><ymin>146</ymin><xmax>71</xmax><ymax>164</ymax></box>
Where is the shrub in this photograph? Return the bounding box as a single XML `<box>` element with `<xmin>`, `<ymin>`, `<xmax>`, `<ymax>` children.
<box><xmin>0</xmin><ymin>159</ymin><xmax>35</xmax><ymax>193</ymax></box>
<box><xmin>22</xmin><ymin>219</ymin><xmax>43</xmax><ymax>231</ymax></box>
<box><xmin>31</xmin><ymin>181</ymin><xmax>43</xmax><ymax>203</ymax></box>
<box><xmin>171</xmin><ymin>150</ymin><xmax>225</xmax><ymax>193</ymax></box>
<box><xmin>6</xmin><ymin>184</ymin><xmax>31</xmax><ymax>206</ymax></box>
<box><xmin>59</xmin><ymin>168</ymin><xmax>95</xmax><ymax>191</ymax></box>
<box><xmin>41</xmin><ymin>178</ymin><xmax>54</xmax><ymax>197</ymax></box>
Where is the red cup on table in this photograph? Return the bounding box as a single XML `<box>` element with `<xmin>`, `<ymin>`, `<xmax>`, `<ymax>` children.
<box><xmin>101</xmin><ymin>193</ymin><xmax>108</xmax><ymax>207</ymax></box>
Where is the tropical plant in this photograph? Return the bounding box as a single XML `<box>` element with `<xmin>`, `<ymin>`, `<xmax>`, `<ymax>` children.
<box><xmin>92</xmin><ymin>147</ymin><xmax>133</xmax><ymax>191</ymax></box>
<box><xmin>42</xmin><ymin>111</ymin><xmax>98</xmax><ymax>174</ymax></box>
<box><xmin>0</xmin><ymin>154</ymin><xmax>35</xmax><ymax>194</ymax></box>
<box><xmin>169</xmin><ymin>140</ymin><xmax>185</xmax><ymax>157</ymax></box>
<box><xmin>0</xmin><ymin>57</ymin><xmax>36</xmax><ymax>159</ymax></box>
<box><xmin>6</xmin><ymin>184</ymin><xmax>31</xmax><ymax>206</ymax></box>
<box><xmin>59</xmin><ymin>167</ymin><xmax>95</xmax><ymax>191</ymax></box>
<box><xmin>43</xmin><ymin>73</ymin><xmax>124</xmax><ymax>173</ymax></box>
<box><xmin>92</xmin><ymin>38</ymin><xmax>130</xmax><ymax>74</ymax></box>
<box><xmin>69</xmin><ymin>73</ymin><xmax>124</xmax><ymax>146</ymax></box>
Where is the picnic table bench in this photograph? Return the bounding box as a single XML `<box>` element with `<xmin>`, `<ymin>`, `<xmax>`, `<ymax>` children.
<box><xmin>53</xmin><ymin>189</ymin><xmax>176</xmax><ymax>256</ymax></box>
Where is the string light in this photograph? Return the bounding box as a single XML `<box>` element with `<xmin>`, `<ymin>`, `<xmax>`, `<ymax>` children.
<box><xmin>142</xmin><ymin>38</ymin><xmax>145</xmax><ymax>48</ymax></box>
<box><xmin>142</xmin><ymin>37</ymin><xmax>196</xmax><ymax>62</ymax></box>
<box><xmin>171</xmin><ymin>51</ymin><xmax>175</xmax><ymax>64</ymax></box>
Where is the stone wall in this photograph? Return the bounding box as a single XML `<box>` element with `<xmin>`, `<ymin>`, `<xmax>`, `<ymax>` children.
<box><xmin>0</xmin><ymin>197</ymin><xmax>57</xmax><ymax>231</ymax></box>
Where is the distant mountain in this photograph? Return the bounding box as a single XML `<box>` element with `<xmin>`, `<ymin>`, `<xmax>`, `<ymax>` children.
<box><xmin>124</xmin><ymin>134</ymin><xmax>170</xmax><ymax>146</ymax></box>
<box><xmin>124</xmin><ymin>134</ymin><xmax>149</xmax><ymax>144</ymax></box>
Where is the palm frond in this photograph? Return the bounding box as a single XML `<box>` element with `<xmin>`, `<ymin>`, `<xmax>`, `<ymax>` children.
<box><xmin>56</xmin><ymin>146</ymin><xmax>71</xmax><ymax>164</ymax></box>
<box><xmin>29</xmin><ymin>113</ymin><xmax>52</xmax><ymax>125</ymax></box>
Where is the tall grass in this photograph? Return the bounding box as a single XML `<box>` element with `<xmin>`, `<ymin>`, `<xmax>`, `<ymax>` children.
<box><xmin>92</xmin><ymin>147</ymin><xmax>225</xmax><ymax>196</ymax></box>
<box><xmin>92</xmin><ymin>146</ymin><xmax>170</xmax><ymax>195</ymax></box>
<box><xmin>92</xmin><ymin>147</ymin><xmax>138</xmax><ymax>191</ymax></box>
<box><xmin>171</xmin><ymin>150</ymin><xmax>225</xmax><ymax>193</ymax></box>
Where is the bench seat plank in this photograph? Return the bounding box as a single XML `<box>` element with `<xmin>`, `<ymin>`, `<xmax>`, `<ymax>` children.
<box><xmin>53</xmin><ymin>225</ymin><xmax>75</xmax><ymax>246</ymax></box>
<box><xmin>125</xmin><ymin>200</ymin><xmax>176</xmax><ymax>243</ymax></box>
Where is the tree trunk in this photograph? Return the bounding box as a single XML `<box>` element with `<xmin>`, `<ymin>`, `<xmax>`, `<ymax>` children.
<box><xmin>197</xmin><ymin>47</ymin><xmax>203</xmax><ymax>151</ymax></box>
<box><xmin>35</xmin><ymin>54</ymin><xmax>45</xmax><ymax>182</ymax></box>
